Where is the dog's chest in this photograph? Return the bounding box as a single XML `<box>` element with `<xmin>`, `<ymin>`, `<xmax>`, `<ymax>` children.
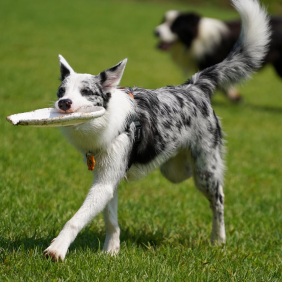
<box><xmin>61</xmin><ymin>121</ymin><xmax>105</xmax><ymax>153</ymax></box>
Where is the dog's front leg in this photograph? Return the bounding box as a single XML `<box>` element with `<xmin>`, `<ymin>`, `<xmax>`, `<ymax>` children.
<box><xmin>43</xmin><ymin>181</ymin><xmax>117</xmax><ymax>261</ymax></box>
<box><xmin>44</xmin><ymin>132</ymin><xmax>133</xmax><ymax>261</ymax></box>
<box><xmin>103</xmin><ymin>188</ymin><xmax>120</xmax><ymax>254</ymax></box>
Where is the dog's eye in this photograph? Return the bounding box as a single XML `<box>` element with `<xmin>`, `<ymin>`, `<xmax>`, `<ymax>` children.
<box><xmin>57</xmin><ymin>87</ymin><xmax>65</xmax><ymax>98</ymax></box>
<box><xmin>81</xmin><ymin>88</ymin><xmax>93</xmax><ymax>96</ymax></box>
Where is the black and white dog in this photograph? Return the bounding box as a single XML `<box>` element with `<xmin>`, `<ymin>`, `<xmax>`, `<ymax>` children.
<box><xmin>43</xmin><ymin>0</ymin><xmax>269</xmax><ymax>261</ymax></box>
<box><xmin>155</xmin><ymin>4</ymin><xmax>281</xmax><ymax>102</ymax></box>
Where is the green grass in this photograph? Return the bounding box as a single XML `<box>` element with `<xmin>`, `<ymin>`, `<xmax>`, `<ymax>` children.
<box><xmin>1</xmin><ymin>0</ymin><xmax>282</xmax><ymax>281</ymax></box>
<box><xmin>138</xmin><ymin>0</ymin><xmax>281</xmax><ymax>14</ymax></box>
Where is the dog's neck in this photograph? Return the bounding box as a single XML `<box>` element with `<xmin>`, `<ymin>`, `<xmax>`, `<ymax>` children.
<box><xmin>61</xmin><ymin>88</ymin><xmax>134</xmax><ymax>155</ymax></box>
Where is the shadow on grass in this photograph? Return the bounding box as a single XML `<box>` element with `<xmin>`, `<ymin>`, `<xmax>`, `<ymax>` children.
<box><xmin>70</xmin><ymin>226</ymin><xmax>170</xmax><ymax>252</ymax></box>
<box><xmin>0</xmin><ymin>235</ymin><xmax>53</xmax><ymax>255</ymax></box>
<box><xmin>246</xmin><ymin>103</ymin><xmax>282</xmax><ymax>114</ymax></box>
<box><xmin>0</xmin><ymin>225</ymin><xmax>197</xmax><ymax>256</ymax></box>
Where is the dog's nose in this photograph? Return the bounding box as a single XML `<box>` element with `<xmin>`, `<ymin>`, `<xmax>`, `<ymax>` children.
<box><xmin>58</xmin><ymin>99</ymin><xmax>72</xmax><ymax>111</ymax></box>
<box><xmin>154</xmin><ymin>29</ymin><xmax>160</xmax><ymax>38</ymax></box>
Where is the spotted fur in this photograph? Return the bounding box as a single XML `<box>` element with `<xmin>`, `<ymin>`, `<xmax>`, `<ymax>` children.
<box><xmin>44</xmin><ymin>0</ymin><xmax>270</xmax><ymax>261</ymax></box>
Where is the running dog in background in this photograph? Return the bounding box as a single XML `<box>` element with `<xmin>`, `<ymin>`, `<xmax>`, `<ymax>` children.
<box><xmin>43</xmin><ymin>0</ymin><xmax>269</xmax><ymax>261</ymax></box>
<box><xmin>155</xmin><ymin>4</ymin><xmax>281</xmax><ymax>102</ymax></box>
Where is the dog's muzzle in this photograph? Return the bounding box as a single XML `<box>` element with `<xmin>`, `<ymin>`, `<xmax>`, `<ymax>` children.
<box><xmin>58</xmin><ymin>99</ymin><xmax>72</xmax><ymax>111</ymax></box>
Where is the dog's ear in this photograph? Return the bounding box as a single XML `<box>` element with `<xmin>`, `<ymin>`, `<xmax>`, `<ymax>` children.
<box><xmin>58</xmin><ymin>55</ymin><xmax>75</xmax><ymax>81</ymax></box>
<box><xmin>99</xmin><ymin>59</ymin><xmax>127</xmax><ymax>92</ymax></box>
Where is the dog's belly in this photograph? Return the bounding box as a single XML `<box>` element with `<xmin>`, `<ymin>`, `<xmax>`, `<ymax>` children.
<box><xmin>125</xmin><ymin>151</ymin><xmax>186</xmax><ymax>182</ymax></box>
<box><xmin>160</xmin><ymin>151</ymin><xmax>193</xmax><ymax>184</ymax></box>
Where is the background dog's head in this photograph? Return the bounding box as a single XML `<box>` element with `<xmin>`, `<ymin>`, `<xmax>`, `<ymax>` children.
<box><xmin>55</xmin><ymin>55</ymin><xmax>127</xmax><ymax>113</ymax></box>
<box><xmin>155</xmin><ymin>10</ymin><xmax>201</xmax><ymax>51</ymax></box>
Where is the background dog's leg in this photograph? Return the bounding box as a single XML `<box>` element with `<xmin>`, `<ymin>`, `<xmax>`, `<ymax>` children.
<box><xmin>222</xmin><ymin>86</ymin><xmax>242</xmax><ymax>103</ymax></box>
<box><xmin>103</xmin><ymin>189</ymin><xmax>120</xmax><ymax>254</ymax></box>
<box><xmin>192</xmin><ymin>151</ymin><xmax>226</xmax><ymax>245</ymax></box>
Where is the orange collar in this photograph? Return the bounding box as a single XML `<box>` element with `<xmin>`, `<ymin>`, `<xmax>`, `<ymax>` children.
<box><xmin>119</xmin><ymin>87</ymin><xmax>134</xmax><ymax>99</ymax></box>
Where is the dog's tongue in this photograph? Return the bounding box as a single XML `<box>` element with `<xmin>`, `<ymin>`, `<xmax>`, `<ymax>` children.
<box><xmin>157</xmin><ymin>42</ymin><xmax>173</xmax><ymax>51</ymax></box>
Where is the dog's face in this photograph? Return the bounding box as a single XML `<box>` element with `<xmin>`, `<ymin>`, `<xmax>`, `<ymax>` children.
<box><xmin>155</xmin><ymin>10</ymin><xmax>200</xmax><ymax>50</ymax></box>
<box><xmin>55</xmin><ymin>55</ymin><xmax>127</xmax><ymax>113</ymax></box>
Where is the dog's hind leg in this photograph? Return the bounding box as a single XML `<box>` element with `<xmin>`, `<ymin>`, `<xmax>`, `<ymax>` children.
<box><xmin>222</xmin><ymin>86</ymin><xmax>242</xmax><ymax>103</ymax></box>
<box><xmin>103</xmin><ymin>189</ymin><xmax>120</xmax><ymax>254</ymax></box>
<box><xmin>192</xmin><ymin>148</ymin><xmax>226</xmax><ymax>245</ymax></box>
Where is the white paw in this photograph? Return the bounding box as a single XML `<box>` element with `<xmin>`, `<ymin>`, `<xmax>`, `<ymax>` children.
<box><xmin>103</xmin><ymin>235</ymin><xmax>120</xmax><ymax>255</ymax></box>
<box><xmin>43</xmin><ymin>237</ymin><xmax>69</xmax><ymax>261</ymax></box>
<box><xmin>103</xmin><ymin>245</ymin><xmax>120</xmax><ymax>255</ymax></box>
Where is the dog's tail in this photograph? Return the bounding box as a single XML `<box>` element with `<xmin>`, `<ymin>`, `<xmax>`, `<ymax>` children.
<box><xmin>186</xmin><ymin>0</ymin><xmax>270</xmax><ymax>97</ymax></box>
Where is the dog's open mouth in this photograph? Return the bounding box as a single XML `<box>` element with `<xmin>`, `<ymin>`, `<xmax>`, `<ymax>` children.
<box><xmin>157</xmin><ymin>41</ymin><xmax>175</xmax><ymax>51</ymax></box>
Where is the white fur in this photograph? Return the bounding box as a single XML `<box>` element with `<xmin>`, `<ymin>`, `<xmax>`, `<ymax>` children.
<box><xmin>155</xmin><ymin>10</ymin><xmax>180</xmax><ymax>43</ymax></box>
<box><xmin>191</xmin><ymin>18</ymin><xmax>229</xmax><ymax>59</ymax></box>
<box><xmin>233</xmin><ymin>0</ymin><xmax>270</xmax><ymax>64</ymax></box>
<box><xmin>59</xmin><ymin>54</ymin><xmax>75</xmax><ymax>74</ymax></box>
<box><xmin>156</xmin><ymin>24</ymin><xmax>178</xmax><ymax>43</ymax></box>
<box><xmin>61</xmin><ymin>88</ymin><xmax>134</xmax><ymax>153</ymax></box>
<box><xmin>165</xmin><ymin>10</ymin><xmax>180</xmax><ymax>24</ymax></box>
<box><xmin>55</xmin><ymin>74</ymin><xmax>94</xmax><ymax>113</ymax></box>
<box><xmin>44</xmin><ymin>58</ymin><xmax>135</xmax><ymax>260</ymax></box>
<box><xmin>44</xmin><ymin>131</ymin><xmax>132</xmax><ymax>260</ymax></box>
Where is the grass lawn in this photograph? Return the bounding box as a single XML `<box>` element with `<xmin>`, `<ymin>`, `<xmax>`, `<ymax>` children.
<box><xmin>1</xmin><ymin>0</ymin><xmax>282</xmax><ymax>280</ymax></box>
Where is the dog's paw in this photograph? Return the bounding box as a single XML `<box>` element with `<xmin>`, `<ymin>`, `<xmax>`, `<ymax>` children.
<box><xmin>103</xmin><ymin>236</ymin><xmax>120</xmax><ymax>255</ymax></box>
<box><xmin>103</xmin><ymin>245</ymin><xmax>120</xmax><ymax>256</ymax></box>
<box><xmin>43</xmin><ymin>237</ymin><xmax>68</xmax><ymax>261</ymax></box>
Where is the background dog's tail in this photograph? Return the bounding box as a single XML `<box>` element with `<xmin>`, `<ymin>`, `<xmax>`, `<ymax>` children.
<box><xmin>186</xmin><ymin>0</ymin><xmax>270</xmax><ymax>98</ymax></box>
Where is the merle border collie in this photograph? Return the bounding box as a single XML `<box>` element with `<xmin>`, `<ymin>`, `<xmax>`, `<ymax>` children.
<box><xmin>155</xmin><ymin>3</ymin><xmax>280</xmax><ymax>102</ymax></box>
<box><xmin>42</xmin><ymin>0</ymin><xmax>269</xmax><ymax>261</ymax></box>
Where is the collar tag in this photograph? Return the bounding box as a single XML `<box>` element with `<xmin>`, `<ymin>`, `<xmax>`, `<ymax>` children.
<box><xmin>86</xmin><ymin>153</ymin><xmax>95</xmax><ymax>171</ymax></box>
